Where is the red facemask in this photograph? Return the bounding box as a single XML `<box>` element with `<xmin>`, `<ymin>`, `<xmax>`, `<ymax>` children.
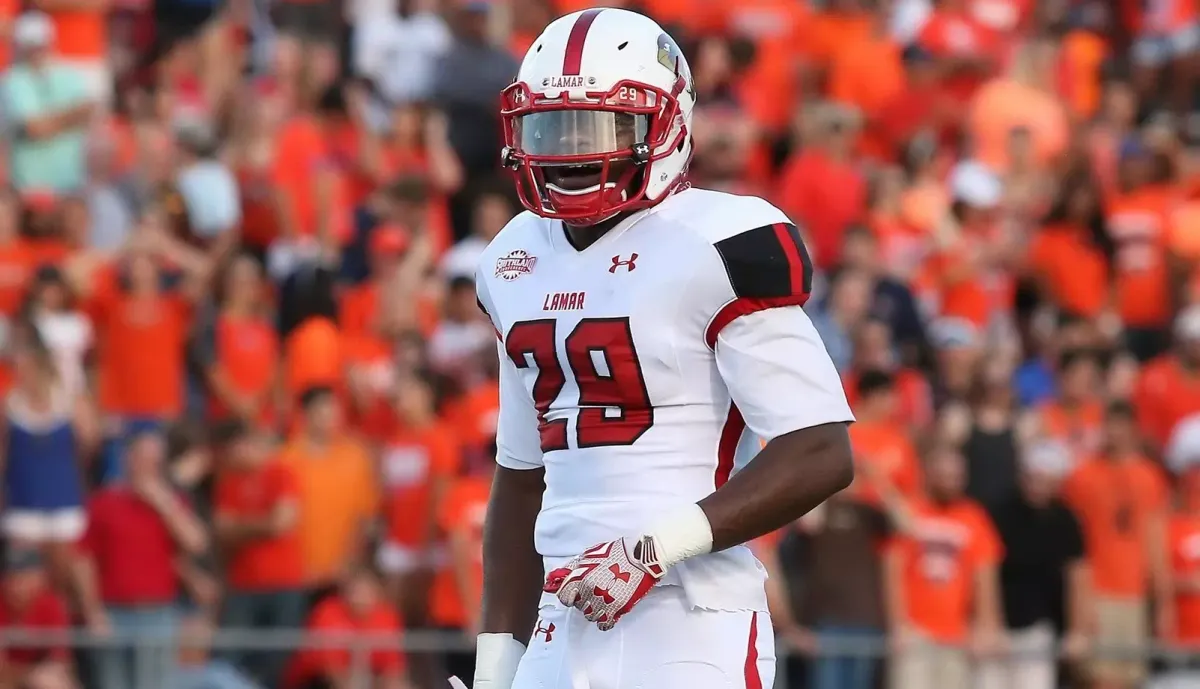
<box><xmin>499</xmin><ymin>78</ymin><xmax>689</xmax><ymax>225</ymax></box>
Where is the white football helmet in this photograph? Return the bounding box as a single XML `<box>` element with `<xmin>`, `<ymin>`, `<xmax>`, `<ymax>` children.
<box><xmin>500</xmin><ymin>8</ymin><xmax>696</xmax><ymax>226</ymax></box>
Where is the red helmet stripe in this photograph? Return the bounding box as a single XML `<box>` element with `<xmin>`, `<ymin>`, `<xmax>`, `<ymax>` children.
<box><xmin>562</xmin><ymin>9</ymin><xmax>603</xmax><ymax>75</ymax></box>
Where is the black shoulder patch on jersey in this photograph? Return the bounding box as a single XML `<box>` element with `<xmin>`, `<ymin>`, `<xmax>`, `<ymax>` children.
<box><xmin>713</xmin><ymin>222</ymin><xmax>813</xmax><ymax>300</ymax></box>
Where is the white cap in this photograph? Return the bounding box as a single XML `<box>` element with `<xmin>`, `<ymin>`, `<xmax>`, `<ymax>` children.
<box><xmin>1177</xmin><ymin>305</ymin><xmax>1200</xmax><ymax>341</ymax></box>
<box><xmin>929</xmin><ymin>316</ymin><xmax>980</xmax><ymax>350</ymax></box>
<box><xmin>949</xmin><ymin>160</ymin><xmax>1002</xmax><ymax>208</ymax></box>
<box><xmin>1021</xmin><ymin>440</ymin><xmax>1073</xmax><ymax>479</ymax></box>
<box><xmin>13</xmin><ymin>12</ymin><xmax>53</xmax><ymax>49</ymax></box>
<box><xmin>1167</xmin><ymin>413</ymin><xmax>1200</xmax><ymax>474</ymax></box>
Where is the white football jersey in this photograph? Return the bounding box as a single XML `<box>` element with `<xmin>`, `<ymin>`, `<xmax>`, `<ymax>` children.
<box><xmin>475</xmin><ymin>187</ymin><xmax>854</xmax><ymax>612</ymax></box>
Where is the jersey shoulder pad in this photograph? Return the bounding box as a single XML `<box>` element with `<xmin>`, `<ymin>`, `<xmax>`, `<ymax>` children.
<box><xmin>667</xmin><ymin>191</ymin><xmax>812</xmax><ymax>301</ymax></box>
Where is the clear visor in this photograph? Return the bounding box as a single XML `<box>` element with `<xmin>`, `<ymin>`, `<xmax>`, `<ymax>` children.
<box><xmin>516</xmin><ymin>110</ymin><xmax>648</xmax><ymax>158</ymax></box>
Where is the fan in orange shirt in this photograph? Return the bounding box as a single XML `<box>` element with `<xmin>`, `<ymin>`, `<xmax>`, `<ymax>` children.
<box><xmin>429</xmin><ymin>461</ymin><xmax>492</xmax><ymax>681</ymax></box>
<box><xmin>966</xmin><ymin>39</ymin><xmax>1069</xmax><ymax>174</ymax></box>
<box><xmin>1027</xmin><ymin>172</ymin><xmax>1111</xmax><ymax>320</ymax></box>
<box><xmin>278</xmin><ymin>387</ymin><xmax>381</xmax><ymax>590</ymax></box>
<box><xmin>826</xmin><ymin>9</ymin><xmax>904</xmax><ymax>160</ymax></box>
<box><xmin>847</xmin><ymin>370</ymin><xmax>922</xmax><ymax>506</ymax></box>
<box><xmin>378</xmin><ymin>373</ymin><xmax>461</xmax><ymax>624</ymax></box>
<box><xmin>200</xmin><ymin>254</ymin><xmax>280</xmax><ymax>428</ymax></box>
<box><xmin>864</xmin><ymin>168</ymin><xmax>928</xmax><ymax>279</ymax></box>
<box><xmin>88</xmin><ymin>248</ymin><xmax>195</xmax><ymax>423</ymax></box>
<box><xmin>283</xmin><ymin>315</ymin><xmax>343</xmax><ymax>414</ymax></box>
<box><xmin>928</xmin><ymin>166</ymin><xmax>1016</xmax><ymax>331</ymax></box>
<box><xmin>1105</xmin><ymin>141</ymin><xmax>1179</xmax><ymax>357</ymax></box>
<box><xmin>271</xmin><ymin>94</ymin><xmax>352</xmax><ymax>245</ymax></box>
<box><xmin>340</xmin><ymin>224</ymin><xmax>440</xmax><ymax>341</ymax></box>
<box><xmin>1059</xmin><ymin>29</ymin><xmax>1109</xmax><ymax>119</ymax></box>
<box><xmin>1061</xmin><ymin>401</ymin><xmax>1170</xmax><ymax>689</ymax></box>
<box><xmin>442</xmin><ymin>373</ymin><xmax>499</xmax><ymax>466</ymax></box>
<box><xmin>808</xmin><ymin>1</ymin><xmax>874</xmax><ymax>76</ymax></box>
<box><xmin>713</xmin><ymin>0</ymin><xmax>812</xmax><ymax>131</ymax></box>
<box><xmin>1134</xmin><ymin>306</ymin><xmax>1200</xmax><ymax>451</ymax></box>
<box><xmin>340</xmin><ymin>225</ymin><xmax>409</xmax><ymax>338</ymax></box>
<box><xmin>884</xmin><ymin>444</ymin><xmax>1004</xmax><ymax>689</ymax></box>
<box><xmin>1034</xmin><ymin>349</ymin><xmax>1105</xmax><ymax>463</ymax></box>
<box><xmin>1170</xmin><ymin>201</ymin><xmax>1200</xmax><ymax>297</ymax></box>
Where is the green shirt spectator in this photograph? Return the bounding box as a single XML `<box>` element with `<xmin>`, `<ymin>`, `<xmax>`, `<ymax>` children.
<box><xmin>2</xmin><ymin>12</ymin><xmax>92</xmax><ymax>193</ymax></box>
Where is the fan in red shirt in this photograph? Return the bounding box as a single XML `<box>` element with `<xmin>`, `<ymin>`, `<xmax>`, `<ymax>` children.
<box><xmin>212</xmin><ymin>419</ymin><xmax>306</xmax><ymax>689</ymax></box>
<box><xmin>285</xmin><ymin>567</ymin><xmax>412</xmax><ymax>689</ymax></box>
<box><xmin>1167</xmin><ymin>464</ymin><xmax>1200</xmax><ymax>647</ymax></box>
<box><xmin>0</xmin><ymin>548</ymin><xmax>74</xmax><ymax>689</ymax></box>
<box><xmin>873</xmin><ymin>46</ymin><xmax>959</xmax><ymax>155</ymax></box>
<box><xmin>1135</xmin><ymin>307</ymin><xmax>1200</xmax><ymax>452</ymax></box>
<box><xmin>915</xmin><ymin>0</ymin><xmax>1001</xmax><ymax>103</ymax></box>
<box><xmin>75</xmin><ymin>431</ymin><xmax>210</xmax><ymax>689</ymax></box>
<box><xmin>775</xmin><ymin>104</ymin><xmax>867</xmax><ymax>269</ymax></box>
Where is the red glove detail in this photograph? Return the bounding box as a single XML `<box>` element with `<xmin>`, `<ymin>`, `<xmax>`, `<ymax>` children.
<box><xmin>543</xmin><ymin>536</ymin><xmax>666</xmax><ymax>631</ymax></box>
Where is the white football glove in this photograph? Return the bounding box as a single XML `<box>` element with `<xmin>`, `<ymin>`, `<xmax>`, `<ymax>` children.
<box><xmin>544</xmin><ymin>504</ymin><xmax>714</xmax><ymax>631</ymax></box>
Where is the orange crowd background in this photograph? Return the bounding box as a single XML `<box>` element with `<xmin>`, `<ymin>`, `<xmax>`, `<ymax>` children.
<box><xmin>1</xmin><ymin>0</ymin><xmax>1200</xmax><ymax>687</ymax></box>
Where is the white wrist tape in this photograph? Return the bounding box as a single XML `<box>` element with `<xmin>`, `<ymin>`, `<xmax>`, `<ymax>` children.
<box><xmin>648</xmin><ymin>503</ymin><xmax>714</xmax><ymax>568</ymax></box>
<box><xmin>473</xmin><ymin>633</ymin><xmax>526</xmax><ymax>689</ymax></box>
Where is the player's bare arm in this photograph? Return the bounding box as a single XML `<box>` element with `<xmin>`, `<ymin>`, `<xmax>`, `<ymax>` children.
<box><xmin>480</xmin><ymin>465</ymin><xmax>545</xmax><ymax>640</ymax></box>
<box><xmin>698</xmin><ymin>422</ymin><xmax>853</xmax><ymax>551</ymax></box>
<box><xmin>466</xmin><ymin>287</ymin><xmax>550</xmax><ymax>689</ymax></box>
<box><xmin>466</xmin><ymin>465</ymin><xmax>543</xmax><ymax>689</ymax></box>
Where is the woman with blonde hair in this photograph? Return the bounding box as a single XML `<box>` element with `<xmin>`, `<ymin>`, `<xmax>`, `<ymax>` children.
<box><xmin>1</xmin><ymin>320</ymin><xmax>98</xmax><ymax>584</ymax></box>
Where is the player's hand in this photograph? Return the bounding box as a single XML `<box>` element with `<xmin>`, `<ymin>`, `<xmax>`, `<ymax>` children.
<box><xmin>448</xmin><ymin>677</ymin><xmax>469</xmax><ymax>689</ymax></box>
<box><xmin>543</xmin><ymin>536</ymin><xmax>666</xmax><ymax>631</ymax></box>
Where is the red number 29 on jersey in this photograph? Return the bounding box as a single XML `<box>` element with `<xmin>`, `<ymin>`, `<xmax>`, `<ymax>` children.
<box><xmin>504</xmin><ymin>317</ymin><xmax>654</xmax><ymax>452</ymax></box>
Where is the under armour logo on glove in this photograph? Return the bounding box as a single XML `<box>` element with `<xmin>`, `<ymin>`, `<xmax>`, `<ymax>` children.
<box><xmin>543</xmin><ymin>536</ymin><xmax>666</xmax><ymax>631</ymax></box>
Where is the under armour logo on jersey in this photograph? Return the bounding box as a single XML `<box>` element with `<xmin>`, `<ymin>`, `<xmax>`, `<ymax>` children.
<box><xmin>534</xmin><ymin>621</ymin><xmax>556</xmax><ymax>643</ymax></box>
<box><xmin>609</xmin><ymin>253</ymin><xmax>638</xmax><ymax>273</ymax></box>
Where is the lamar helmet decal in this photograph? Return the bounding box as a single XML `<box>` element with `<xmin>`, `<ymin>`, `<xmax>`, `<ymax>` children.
<box><xmin>657</xmin><ymin>33</ymin><xmax>696</xmax><ymax>101</ymax></box>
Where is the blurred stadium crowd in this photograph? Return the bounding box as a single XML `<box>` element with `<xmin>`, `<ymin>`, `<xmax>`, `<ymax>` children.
<box><xmin>2</xmin><ymin>0</ymin><xmax>1200</xmax><ymax>686</ymax></box>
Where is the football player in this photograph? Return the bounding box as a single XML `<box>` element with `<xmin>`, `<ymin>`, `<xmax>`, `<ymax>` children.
<box><xmin>459</xmin><ymin>8</ymin><xmax>855</xmax><ymax>689</ymax></box>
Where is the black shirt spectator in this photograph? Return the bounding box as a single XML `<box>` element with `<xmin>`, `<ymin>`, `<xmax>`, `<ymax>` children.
<box><xmin>993</xmin><ymin>460</ymin><xmax>1086</xmax><ymax>631</ymax></box>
